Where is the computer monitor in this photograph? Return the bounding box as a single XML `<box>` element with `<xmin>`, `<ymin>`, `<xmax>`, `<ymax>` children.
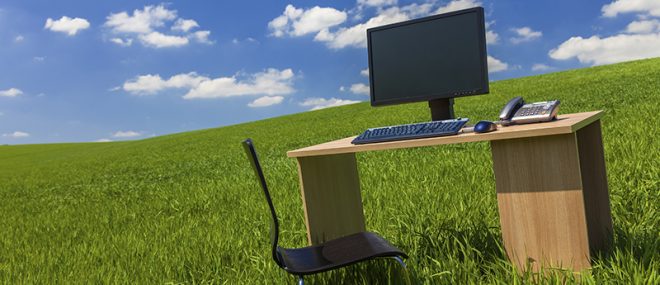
<box><xmin>367</xmin><ymin>7</ymin><xmax>489</xmax><ymax>121</ymax></box>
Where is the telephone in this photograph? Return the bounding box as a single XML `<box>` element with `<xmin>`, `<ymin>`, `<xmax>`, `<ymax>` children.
<box><xmin>499</xmin><ymin>97</ymin><xmax>560</xmax><ymax>125</ymax></box>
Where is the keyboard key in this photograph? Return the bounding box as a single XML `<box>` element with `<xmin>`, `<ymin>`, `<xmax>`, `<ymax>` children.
<box><xmin>352</xmin><ymin>118</ymin><xmax>469</xmax><ymax>144</ymax></box>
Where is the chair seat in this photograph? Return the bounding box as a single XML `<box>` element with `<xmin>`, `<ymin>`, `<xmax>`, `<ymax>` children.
<box><xmin>278</xmin><ymin>232</ymin><xmax>408</xmax><ymax>275</ymax></box>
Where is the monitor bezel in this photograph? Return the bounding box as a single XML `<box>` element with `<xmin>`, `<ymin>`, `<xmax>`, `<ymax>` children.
<box><xmin>367</xmin><ymin>7</ymin><xmax>490</xmax><ymax>107</ymax></box>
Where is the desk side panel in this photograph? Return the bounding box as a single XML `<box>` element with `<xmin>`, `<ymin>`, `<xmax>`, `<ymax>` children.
<box><xmin>296</xmin><ymin>153</ymin><xmax>366</xmax><ymax>245</ymax></box>
<box><xmin>491</xmin><ymin>134</ymin><xmax>591</xmax><ymax>271</ymax></box>
<box><xmin>576</xmin><ymin>120</ymin><xmax>613</xmax><ymax>253</ymax></box>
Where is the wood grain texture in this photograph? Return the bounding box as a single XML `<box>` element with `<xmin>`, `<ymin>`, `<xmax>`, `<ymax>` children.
<box><xmin>491</xmin><ymin>133</ymin><xmax>592</xmax><ymax>271</ymax></box>
<box><xmin>296</xmin><ymin>153</ymin><xmax>366</xmax><ymax>245</ymax></box>
<box><xmin>576</xmin><ymin>121</ymin><xmax>613</xmax><ymax>253</ymax></box>
<box><xmin>288</xmin><ymin>111</ymin><xmax>603</xmax><ymax>158</ymax></box>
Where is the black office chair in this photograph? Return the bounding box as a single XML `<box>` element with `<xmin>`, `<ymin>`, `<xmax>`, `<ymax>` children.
<box><xmin>242</xmin><ymin>139</ymin><xmax>408</xmax><ymax>284</ymax></box>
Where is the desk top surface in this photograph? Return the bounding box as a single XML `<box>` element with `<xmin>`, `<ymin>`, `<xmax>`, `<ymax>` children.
<box><xmin>287</xmin><ymin>110</ymin><xmax>603</xmax><ymax>158</ymax></box>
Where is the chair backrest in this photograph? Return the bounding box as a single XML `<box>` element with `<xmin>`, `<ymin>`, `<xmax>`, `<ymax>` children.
<box><xmin>241</xmin><ymin>138</ymin><xmax>283</xmax><ymax>267</ymax></box>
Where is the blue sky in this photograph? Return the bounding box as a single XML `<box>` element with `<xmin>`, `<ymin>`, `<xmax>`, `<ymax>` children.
<box><xmin>1</xmin><ymin>0</ymin><xmax>659</xmax><ymax>144</ymax></box>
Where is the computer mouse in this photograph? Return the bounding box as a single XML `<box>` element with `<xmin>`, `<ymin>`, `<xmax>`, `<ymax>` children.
<box><xmin>474</xmin><ymin>120</ymin><xmax>497</xmax><ymax>133</ymax></box>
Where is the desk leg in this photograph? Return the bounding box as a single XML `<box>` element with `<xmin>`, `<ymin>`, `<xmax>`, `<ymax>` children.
<box><xmin>575</xmin><ymin>121</ymin><xmax>613</xmax><ymax>254</ymax></box>
<box><xmin>491</xmin><ymin>120</ymin><xmax>612</xmax><ymax>271</ymax></box>
<box><xmin>296</xmin><ymin>153</ymin><xmax>366</xmax><ymax>245</ymax></box>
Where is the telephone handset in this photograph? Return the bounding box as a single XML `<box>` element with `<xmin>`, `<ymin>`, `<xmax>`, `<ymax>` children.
<box><xmin>499</xmin><ymin>96</ymin><xmax>525</xmax><ymax>121</ymax></box>
<box><xmin>499</xmin><ymin>97</ymin><xmax>560</xmax><ymax>125</ymax></box>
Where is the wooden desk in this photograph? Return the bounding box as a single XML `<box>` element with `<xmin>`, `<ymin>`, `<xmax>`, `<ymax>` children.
<box><xmin>287</xmin><ymin>111</ymin><xmax>613</xmax><ymax>271</ymax></box>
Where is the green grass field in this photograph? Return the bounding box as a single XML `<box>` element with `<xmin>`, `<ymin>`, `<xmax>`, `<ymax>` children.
<box><xmin>1</xmin><ymin>58</ymin><xmax>659</xmax><ymax>284</ymax></box>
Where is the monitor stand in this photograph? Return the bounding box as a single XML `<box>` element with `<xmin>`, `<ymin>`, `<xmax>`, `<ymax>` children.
<box><xmin>429</xmin><ymin>98</ymin><xmax>455</xmax><ymax>121</ymax></box>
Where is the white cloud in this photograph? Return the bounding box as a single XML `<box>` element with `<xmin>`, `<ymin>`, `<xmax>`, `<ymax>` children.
<box><xmin>2</xmin><ymin>131</ymin><xmax>29</xmax><ymax>138</ymax></box>
<box><xmin>303</xmin><ymin>1</ymin><xmax>496</xmax><ymax>49</ymax></box>
<box><xmin>44</xmin><ymin>16</ymin><xmax>90</xmax><ymax>36</ymax></box>
<box><xmin>232</xmin><ymin>37</ymin><xmax>259</xmax><ymax>45</ymax></box>
<box><xmin>184</xmin><ymin>68</ymin><xmax>296</xmax><ymax>99</ymax></box>
<box><xmin>123</xmin><ymin>75</ymin><xmax>169</xmax><ymax>95</ymax></box>
<box><xmin>138</xmin><ymin>32</ymin><xmax>189</xmax><ymax>48</ymax></box>
<box><xmin>487</xmin><ymin>55</ymin><xmax>508</xmax><ymax>73</ymax></box>
<box><xmin>33</xmin><ymin>56</ymin><xmax>46</xmax><ymax>62</ymax></box>
<box><xmin>123</xmin><ymin>72</ymin><xmax>208</xmax><ymax>95</ymax></box>
<box><xmin>435</xmin><ymin>0</ymin><xmax>481</xmax><ymax>14</ymax></box>
<box><xmin>248</xmin><ymin>95</ymin><xmax>284</xmax><ymax>107</ymax></box>
<box><xmin>269</xmin><ymin>5</ymin><xmax>347</xmax><ymax>37</ymax></box>
<box><xmin>314</xmin><ymin>28</ymin><xmax>335</xmax><ymax>42</ymax></box>
<box><xmin>267</xmin><ymin>10</ymin><xmax>293</xmax><ymax>37</ymax></box>
<box><xmin>95</xmin><ymin>138</ymin><xmax>113</xmax><ymax>142</ymax></box>
<box><xmin>123</xmin><ymin>69</ymin><xmax>297</xmax><ymax>99</ymax></box>
<box><xmin>350</xmin><ymin>83</ymin><xmax>370</xmax><ymax>95</ymax></box>
<box><xmin>314</xmin><ymin>6</ymin><xmax>410</xmax><ymax>49</ymax></box>
<box><xmin>190</xmin><ymin>30</ymin><xmax>212</xmax><ymax>44</ymax></box>
<box><xmin>358</xmin><ymin>0</ymin><xmax>397</xmax><ymax>8</ymax></box>
<box><xmin>0</xmin><ymin>112</ymin><xmax>4</xmax><ymax>116</ymax></box>
<box><xmin>158</xmin><ymin>72</ymin><xmax>209</xmax><ymax>89</ymax></box>
<box><xmin>339</xmin><ymin>86</ymin><xmax>347</xmax><ymax>92</ymax></box>
<box><xmin>510</xmin><ymin>26</ymin><xmax>542</xmax><ymax>44</ymax></box>
<box><xmin>625</xmin><ymin>19</ymin><xmax>660</xmax><ymax>34</ymax></box>
<box><xmin>360</xmin><ymin>68</ymin><xmax>369</xmax><ymax>77</ymax></box>
<box><xmin>300</xmin><ymin>97</ymin><xmax>361</xmax><ymax>110</ymax></box>
<box><xmin>485</xmin><ymin>22</ymin><xmax>499</xmax><ymax>45</ymax></box>
<box><xmin>14</xmin><ymin>35</ymin><xmax>24</xmax><ymax>42</ymax></box>
<box><xmin>552</xmin><ymin>0</ymin><xmax>660</xmax><ymax>66</ymax></box>
<box><xmin>602</xmin><ymin>0</ymin><xmax>660</xmax><ymax>18</ymax></box>
<box><xmin>172</xmin><ymin>18</ymin><xmax>199</xmax><ymax>32</ymax></box>
<box><xmin>531</xmin><ymin>63</ymin><xmax>552</xmax><ymax>71</ymax></box>
<box><xmin>104</xmin><ymin>4</ymin><xmax>211</xmax><ymax>48</ymax></box>
<box><xmin>549</xmin><ymin>33</ymin><xmax>660</xmax><ymax>66</ymax></box>
<box><xmin>112</xmin><ymin>131</ymin><xmax>141</xmax><ymax>138</ymax></box>
<box><xmin>110</xmin><ymin>37</ymin><xmax>133</xmax><ymax>46</ymax></box>
<box><xmin>105</xmin><ymin>4</ymin><xmax>176</xmax><ymax>34</ymax></box>
<box><xmin>0</xmin><ymin>88</ymin><xmax>23</xmax><ymax>97</ymax></box>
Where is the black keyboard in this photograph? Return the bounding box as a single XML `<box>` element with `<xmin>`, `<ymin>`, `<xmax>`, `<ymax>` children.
<box><xmin>352</xmin><ymin>118</ymin><xmax>469</xmax><ymax>144</ymax></box>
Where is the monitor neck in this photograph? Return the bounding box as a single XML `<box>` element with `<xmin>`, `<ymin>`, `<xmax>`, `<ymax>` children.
<box><xmin>429</xmin><ymin>98</ymin><xmax>455</xmax><ymax>121</ymax></box>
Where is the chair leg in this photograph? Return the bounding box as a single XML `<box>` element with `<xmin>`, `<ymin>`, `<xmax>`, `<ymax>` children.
<box><xmin>298</xmin><ymin>275</ymin><xmax>304</xmax><ymax>285</ymax></box>
<box><xmin>392</xmin><ymin>256</ymin><xmax>407</xmax><ymax>269</ymax></box>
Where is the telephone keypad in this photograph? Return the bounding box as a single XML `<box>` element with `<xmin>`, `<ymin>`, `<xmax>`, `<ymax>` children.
<box><xmin>516</xmin><ymin>105</ymin><xmax>549</xmax><ymax>117</ymax></box>
<box><xmin>510</xmin><ymin>100</ymin><xmax>560</xmax><ymax>125</ymax></box>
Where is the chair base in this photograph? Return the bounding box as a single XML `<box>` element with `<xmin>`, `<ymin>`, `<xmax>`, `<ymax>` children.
<box><xmin>392</xmin><ymin>256</ymin><xmax>407</xmax><ymax>268</ymax></box>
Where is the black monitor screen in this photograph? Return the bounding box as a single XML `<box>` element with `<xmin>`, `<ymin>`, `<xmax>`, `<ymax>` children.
<box><xmin>367</xmin><ymin>7</ymin><xmax>489</xmax><ymax>106</ymax></box>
